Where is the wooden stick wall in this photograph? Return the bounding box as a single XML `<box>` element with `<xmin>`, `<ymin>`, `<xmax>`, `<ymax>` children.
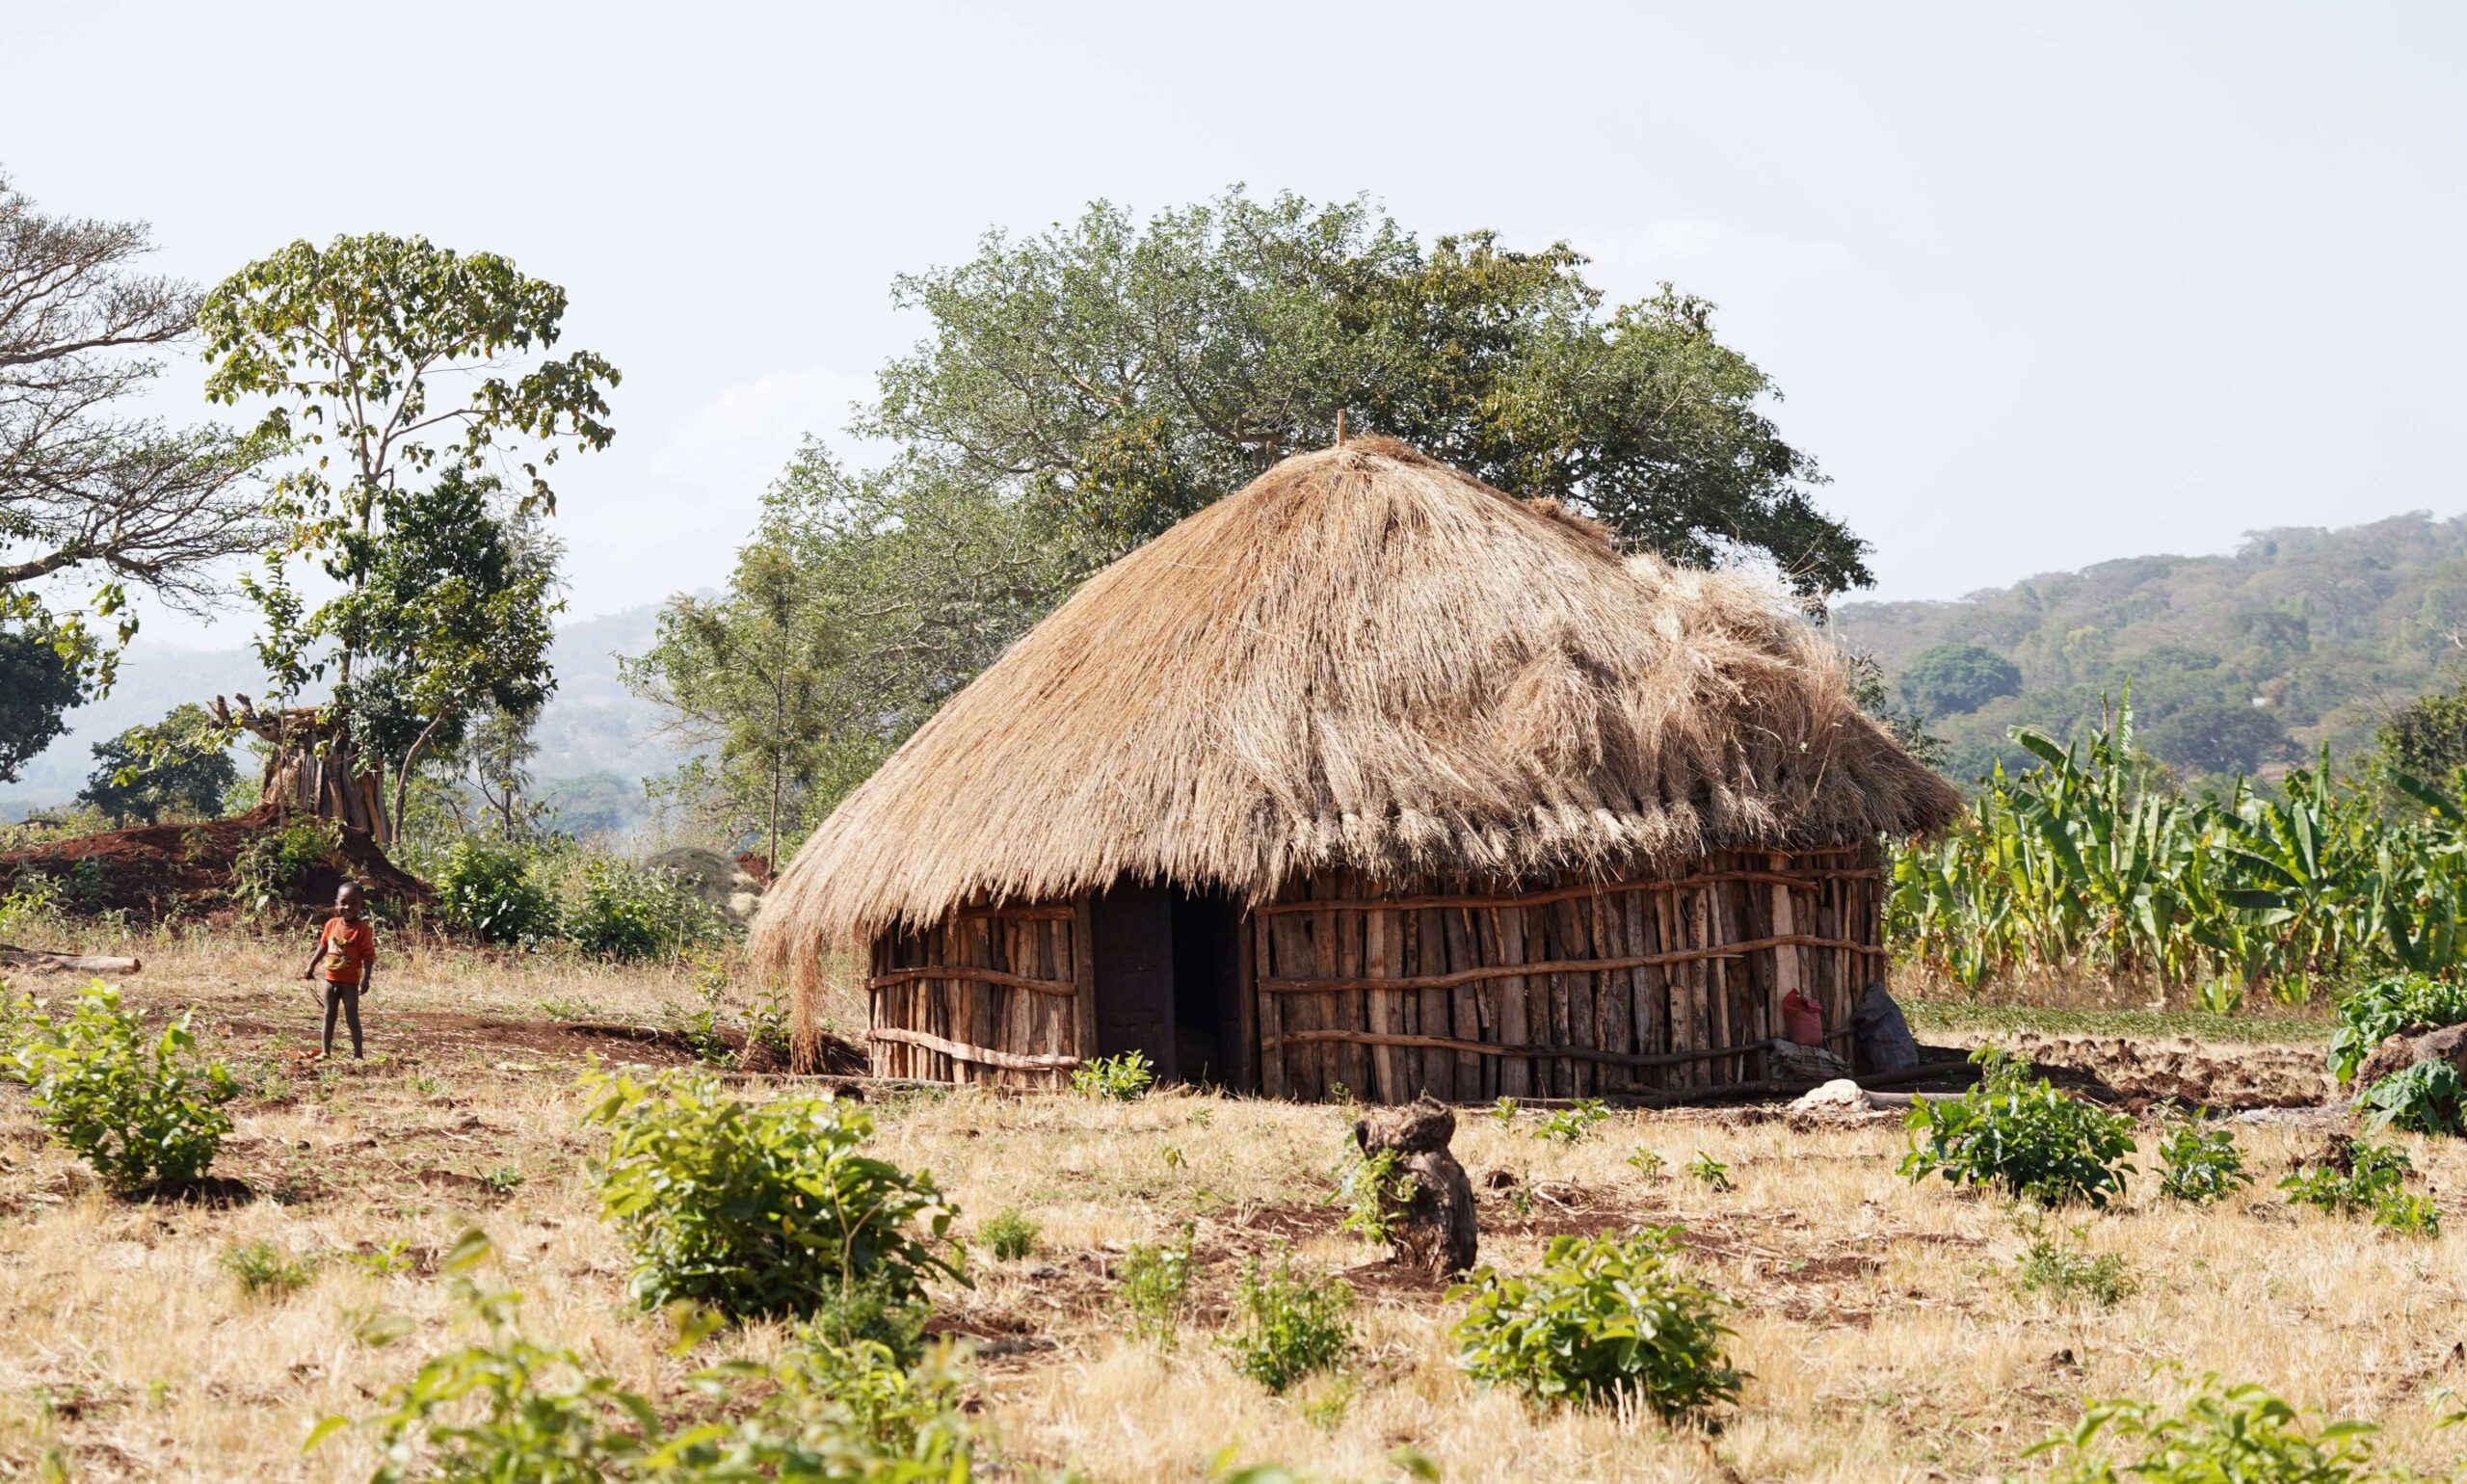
<box><xmin>1252</xmin><ymin>845</ymin><xmax>1883</xmax><ymax>1103</ymax></box>
<box><xmin>866</xmin><ymin>899</ymin><xmax>1081</xmax><ymax>1088</ymax></box>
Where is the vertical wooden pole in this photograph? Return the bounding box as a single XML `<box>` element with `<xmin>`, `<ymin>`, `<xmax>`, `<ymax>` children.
<box><xmin>1071</xmin><ymin>895</ymin><xmax>1099</xmax><ymax>1070</ymax></box>
<box><xmin>1366</xmin><ymin>906</ymin><xmax>1402</xmax><ymax>1102</ymax></box>
<box><xmin>1234</xmin><ymin>908</ymin><xmax>1260</xmax><ymax>1095</ymax></box>
<box><xmin>1494</xmin><ymin>905</ymin><xmax>1529</xmax><ymax>1099</ymax></box>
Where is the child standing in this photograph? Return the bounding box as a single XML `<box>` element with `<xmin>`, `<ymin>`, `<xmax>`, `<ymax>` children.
<box><xmin>301</xmin><ymin>883</ymin><xmax>377</xmax><ymax>1059</ymax></box>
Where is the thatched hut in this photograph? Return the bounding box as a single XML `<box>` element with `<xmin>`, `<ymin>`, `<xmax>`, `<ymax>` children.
<box><xmin>752</xmin><ymin>437</ymin><xmax>1958</xmax><ymax>1101</ymax></box>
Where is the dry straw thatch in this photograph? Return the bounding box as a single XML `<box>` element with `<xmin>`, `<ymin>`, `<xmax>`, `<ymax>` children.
<box><xmin>753</xmin><ymin>437</ymin><xmax>1958</xmax><ymax>970</ymax></box>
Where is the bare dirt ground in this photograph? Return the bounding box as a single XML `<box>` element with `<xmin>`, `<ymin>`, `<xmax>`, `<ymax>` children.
<box><xmin>1</xmin><ymin>930</ymin><xmax>2460</xmax><ymax>1481</ymax></box>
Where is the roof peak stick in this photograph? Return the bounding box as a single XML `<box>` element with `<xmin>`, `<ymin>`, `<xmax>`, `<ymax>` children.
<box><xmin>1335</xmin><ymin>410</ymin><xmax>1346</xmax><ymax>446</ymax></box>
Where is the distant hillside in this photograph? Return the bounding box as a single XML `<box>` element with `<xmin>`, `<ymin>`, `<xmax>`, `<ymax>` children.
<box><xmin>0</xmin><ymin>601</ymin><xmax>697</xmax><ymax>830</ymax></box>
<box><xmin>1835</xmin><ymin>511</ymin><xmax>2467</xmax><ymax>784</ymax></box>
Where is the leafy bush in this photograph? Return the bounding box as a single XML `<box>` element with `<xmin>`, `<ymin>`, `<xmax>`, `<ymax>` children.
<box><xmin>1221</xmin><ymin>1251</ymin><xmax>1354</xmax><ymax>1395</ymax></box>
<box><xmin>220</xmin><ymin>1239</ymin><xmax>318</xmax><ymax>1299</ymax></box>
<box><xmin>1450</xmin><ymin>1228</ymin><xmax>1741</xmax><ymax>1418</ymax></box>
<box><xmin>565</xmin><ymin>860</ymin><xmax>724</xmax><ymax>963</ymax></box>
<box><xmin>578</xmin><ymin>1069</ymin><xmax>962</xmax><ymax>1320</ymax></box>
<box><xmin>2328</xmin><ymin>972</ymin><xmax>2467</xmax><ymax>1083</ymax></box>
<box><xmin>433</xmin><ymin>841</ymin><xmax>560</xmax><ymax>944</ymax></box>
<box><xmin>2028</xmin><ymin>1377</ymin><xmax>2390</xmax><ymax>1484</ymax></box>
<box><xmin>1071</xmin><ymin>1049</ymin><xmax>1155</xmax><ymax>1100</ymax></box>
<box><xmin>2279</xmin><ymin>1138</ymin><xmax>2439</xmax><ymax>1236</ymax></box>
<box><xmin>2357</xmin><ymin>1059</ymin><xmax>2465</xmax><ymax>1136</ymax></box>
<box><xmin>2010</xmin><ymin>1219</ymin><xmax>2135</xmax><ymax>1308</ymax></box>
<box><xmin>2154</xmin><ymin>1117</ymin><xmax>2253</xmax><ymax>1205</ymax></box>
<box><xmin>1328</xmin><ymin>1142</ymin><xmax>1416</xmax><ymax>1246</ymax></box>
<box><xmin>1117</xmin><ymin>1224</ymin><xmax>1193</xmax><ymax>1346</ymax></box>
<box><xmin>9</xmin><ymin>984</ymin><xmax>237</xmax><ymax>1192</ymax></box>
<box><xmin>978</xmin><ymin>1208</ymin><xmax>1039</xmax><ymax>1263</ymax></box>
<box><xmin>229</xmin><ymin>814</ymin><xmax>343</xmax><ymax>914</ymax></box>
<box><xmin>1534</xmin><ymin>1098</ymin><xmax>1610</xmax><ymax>1145</ymax></box>
<box><xmin>1626</xmin><ymin>1147</ymin><xmax>1667</xmax><ymax>1179</ymax></box>
<box><xmin>1899</xmin><ymin>1049</ymin><xmax>2136</xmax><ymax>1207</ymax></box>
<box><xmin>317</xmin><ymin>1239</ymin><xmax>976</xmax><ymax>1482</ymax></box>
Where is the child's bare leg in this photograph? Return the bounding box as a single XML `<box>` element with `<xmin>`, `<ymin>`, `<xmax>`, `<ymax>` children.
<box><xmin>340</xmin><ymin>986</ymin><xmax>364</xmax><ymax>1059</ymax></box>
<box><xmin>321</xmin><ymin>984</ymin><xmax>341</xmax><ymax>1056</ymax></box>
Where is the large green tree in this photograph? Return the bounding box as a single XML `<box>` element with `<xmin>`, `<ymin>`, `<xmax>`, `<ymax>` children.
<box><xmin>198</xmin><ymin>233</ymin><xmax>616</xmax><ymax>836</ymax></box>
<box><xmin>624</xmin><ymin>446</ymin><xmax>1062</xmax><ymax>859</ymax></box>
<box><xmin>2</xmin><ymin>172</ymin><xmax>270</xmax><ymax>753</ymax></box>
<box><xmin>77</xmin><ymin>702</ymin><xmax>237</xmax><ymax>825</ymax></box>
<box><xmin>867</xmin><ymin>189</ymin><xmax>1867</xmax><ymax>595</ymax></box>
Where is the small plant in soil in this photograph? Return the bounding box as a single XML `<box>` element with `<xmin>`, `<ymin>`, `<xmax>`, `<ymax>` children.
<box><xmin>1117</xmin><ymin>1223</ymin><xmax>1194</xmax><ymax>1346</ymax></box>
<box><xmin>1450</xmin><ymin>1227</ymin><xmax>1741</xmax><ymax>1418</ymax></box>
<box><xmin>1486</xmin><ymin>1097</ymin><xmax>1522</xmax><ymax>1129</ymax></box>
<box><xmin>2154</xmin><ymin>1114</ymin><xmax>2252</xmax><ymax>1205</ymax></box>
<box><xmin>220</xmin><ymin>1239</ymin><xmax>318</xmax><ymax>1299</ymax></box>
<box><xmin>1328</xmin><ymin>1142</ymin><xmax>1417</xmax><ymax>1247</ymax></box>
<box><xmin>2010</xmin><ymin>1216</ymin><xmax>2135</xmax><ymax>1308</ymax></box>
<box><xmin>1684</xmin><ymin>1151</ymin><xmax>1733</xmax><ymax>1192</ymax></box>
<box><xmin>9</xmin><ymin>983</ymin><xmax>237</xmax><ymax>1194</ymax></box>
<box><xmin>1534</xmin><ymin>1098</ymin><xmax>1610</xmax><ymax>1145</ymax></box>
<box><xmin>1072</xmin><ymin>1050</ymin><xmax>1155</xmax><ymax>1100</ymax></box>
<box><xmin>2279</xmin><ymin>1136</ymin><xmax>2439</xmax><ymax>1236</ymax></box>
<box><xmin>1627</xmin><ymin>1146</ymin><xmax>1668</xmax><ymax>1179</ymax></box>
<box><xmin>1222</xmin><ymin>1248</ymin><xmax>1354</xmax><ymax>1395</ymax></box>
<box><xmin>2027</xmin><ymin>1377</ymin><xmax>2391</xmax><ymax>1483</ymax></box>
<box><xmin>1899</xmin><ymin>1047</ymin><xmax>2136</xmax><ymax>1207</ymax></box>
<box><xmin>979</xmin><ymin>1208</ymin><xmax>1039</xmax><ymax>1262</ymax></box>
<box><xmin>535</xmin><ymin>996</ymin><xmax>594</xmax><ymax>1023</ymax></box>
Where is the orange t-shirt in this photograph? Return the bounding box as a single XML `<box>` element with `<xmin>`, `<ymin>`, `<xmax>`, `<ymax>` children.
<box><xmin>318</xmin><ymin>916</ymin><xmax>377</xmax><ymax>984</ymax></box>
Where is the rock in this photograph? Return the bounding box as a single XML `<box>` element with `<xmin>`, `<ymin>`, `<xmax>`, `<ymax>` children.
<box><xmin>1353</xmin><ymin>1095</ymin><xmax>1479</xmax><ymax>1280</ymax></box>
<box><xmin>645</xmin><ymin>846</ymin><xmax>764</xmax><ymax>927</ymax></box>
<box><xmin>1791</xmin><ymin>1077</ymin><xmax>1874</xmax><ymax>1113</ymax></box>
<box><xmin>1852</xmin><ymin>982</ymin><xmax>1923</xmax><ymax>1074</ymax></box>
<box><xmin>2352</xmin><ymin>1022</ymin><xmax>2467</xmax><ymax>1089</ymax></box>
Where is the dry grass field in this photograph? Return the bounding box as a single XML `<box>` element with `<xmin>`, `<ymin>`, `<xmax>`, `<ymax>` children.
<box><xmin>2</xmin><ymin>926</ymin><xmax>2462</xmax><ymax>1481</ymax></box>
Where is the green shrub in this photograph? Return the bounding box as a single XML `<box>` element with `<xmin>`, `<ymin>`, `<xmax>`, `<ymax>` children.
<box><xmin>2279</xmin><ymin>1138</ymin><xmax>2439</xmax><ymax>1236</ymax></box>
<box><xmin>578</xmin><ymin>1069</ymin><xmax>962</xmax><ymax>1320</ymax></box>
<box><xmin>433</xmin><ymin>841</ymin><xmax>560</xmax><ymax>944</ymax></box>
<box><xmin>565</xmin><ymin>860</ymin><xmax>723</xmax><ymax>963</ymax></box>
<box><xmin>9</xmin><ymin>983</ymin><xmax>237</xmax><ymax>1193</ymax></box>
<box><xmin>2010</xmin><ymin>1219</ymin><xmax>2135</xmax><ymax>1307</ymax></box>
<box><xmin>229</xmin><ymin>814</ymin><xmax>343</xmax><ymax>914</ymax></box>
<box><xmin>2357</xmin><ymin>1059</ymin><xmax>2465</xmax><ymax>1136</ymax></box>
<box><xmin>1327</xmin><ymin>1143</ymin><xmax>1416</xmax><ymax>1247</ymax></box>
<box><xmin>220</xmin><ymin>1239</ymin><xmax>318</xmax><ymax>1299</ymax></box>
<box><xmin>1899</xmin><ymin>1049</ymin><xmax>2136</xmax><ymax>1207</ymax></box>
<box><xmin>1533</xmin><ymin>1098</ymin><xmax>1610</xmax><ymax>1145</ymax></box>
<box><xmin>2328</xmin><ymin>972</ymin><xmax>2467</xmax><ymax>1083</ymax></box>
<box><xmin>2028</xmin><ymin>1377</ymin><xmax>2390</xmax><ymax>1484</ymax></box>
<box><xmin>1221</xmin><ymin>1251</ymin><xmax>1354</xmax><ymax>1395</ymax></box>
<box><xmin>978</xmin><ymin>1208</ymin><xmax>1039</xmax><ymax>1263</ymax></box>
<box><xmin>1117</xmin><ymin>1225</ymin><xmax>1193</xmax><ymax>1346</ymax></box>
<box><xmin>801</xmin><ymin>1273</ymin><xmax>935</xmax><ymax>1371</ymax></box>
<box><xmin>1071</xmin><ymin>1049</ymin><xmax>1155</xmax><ymax>1100</ymax></box>
<box><xmin>1626</xmin><ymin>1147</ymin><xmax>1667</xmax><ymax>1179</ymax></box>
<box><xmin>2154</xmin><ymin>1117</ymin><xmax>2253</xmax><ymax>1205</ymax></box>
<box><xmin>1449</xmin><ymin>1228</ymin><xmax>1741</xmax><ymax>1418</ymax></box>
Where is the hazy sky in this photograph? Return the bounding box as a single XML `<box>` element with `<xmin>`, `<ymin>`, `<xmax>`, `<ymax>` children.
<box><xmin>6</xmin><ymin>1</ymin><xmax>2461</xmax><ymax>644</ymax></box>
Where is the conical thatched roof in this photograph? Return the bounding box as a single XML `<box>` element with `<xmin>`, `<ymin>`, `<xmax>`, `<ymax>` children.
<box><xmin>753</xmin><ymin>437</ymin><xmax>1959</xmax><ymax>960</ymax></box>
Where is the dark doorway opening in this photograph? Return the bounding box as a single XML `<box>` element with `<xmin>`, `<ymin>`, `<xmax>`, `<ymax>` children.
<box><xmin>1088</xmin><ymin>880</ymin><xmax>1246</xmax><ymax>1086</ymax></box>
<box><xmin>1170</xmin><ymin>886</ymin><xmax>1241</xmax><ymax>1086</ymax></box>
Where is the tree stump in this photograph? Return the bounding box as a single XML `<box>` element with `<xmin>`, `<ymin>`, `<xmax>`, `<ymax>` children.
<box><xmin>1352</xmin><ymin>1094</ymin><xmax>1477</xmax><ymax>1280</ymax></box>
<box><xmin>211</xmin><ymin>697</ymin><xmax>388</xmax><ymax>838</ymax></box>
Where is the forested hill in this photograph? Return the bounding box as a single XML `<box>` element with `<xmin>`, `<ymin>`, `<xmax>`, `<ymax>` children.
<box><xmin>1834</xmin><ymin>511</ymin><xmax>2467</xmax><ymax>785</ymax></box>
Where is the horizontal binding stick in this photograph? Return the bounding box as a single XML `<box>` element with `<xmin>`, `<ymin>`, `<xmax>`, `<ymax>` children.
<box><xmin>1256</xmin><ymin>933</ymin><xmax>1882</xmax><ymax>994</ymax></box>
<box><xmin>952</xmin><ymin>904</ymin><xmax>1074</xmax><ymax>922</ymax></box>
<box><xmin>1252</xmin><ymin>870</ymin><xmax>1880</xmax><ymax>916</ymax></box>
<box><xmin>867</xmin><ymin>1026</ymin><xmax>1082</xmax><ymax>1072</ymax></box>
<box><xmin>864</xmin><ymin>966</ymin><xmax>1076</xmax><ymax>996</ymax></box>
<box><xmin>1260</xmin><ymin>1029</ymin><xmax>1793</xmax><ymax>1071</ymax></box>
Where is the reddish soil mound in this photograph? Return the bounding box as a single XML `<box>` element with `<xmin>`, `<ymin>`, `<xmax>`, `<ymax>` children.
<box><xmin>0</xmin><ymin>804</ymin><xmax>431</xmax><ymax>919</ymax></box>
<box><xmin>734</xmin><ymin>851</ymin><xmax>774</xmax><ymax>885</ymax></box>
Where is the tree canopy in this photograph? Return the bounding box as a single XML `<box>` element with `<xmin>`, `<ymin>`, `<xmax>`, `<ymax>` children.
<box><xmin>867</xmin><ymin>189</ymin><xmax>1868</xmax><ymax>595</ymax></box>
<box><xmin>0</xmin><ymin>623</ymin><xmax>83</xmax><ymax>784</ymax></box>
<box><xmin>1900</xmin><ymin>643</ymin><xmax>2025</xmax><ymax>717</ymax></box>
<box><xmin>77</xmin><ymin>702</ymin><xmax>237</xmax><ymax>825</ymax></box>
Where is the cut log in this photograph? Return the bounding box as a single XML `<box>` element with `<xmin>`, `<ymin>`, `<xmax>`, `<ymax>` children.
<box><xmin>1352</xmin><ymin>1094</ymin><xmax>1478</xmax><ymax>1280</ymax></box>
<box><xmin>0</xmin><ymin>945</ymin><xmax>142</xmax><ymax>974</ymax></box>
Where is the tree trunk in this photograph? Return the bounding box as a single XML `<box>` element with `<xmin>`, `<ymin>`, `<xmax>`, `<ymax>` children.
<box><xmin>211</xmin><ymin>697</ymin><xmax>389</xmax><ymax>837</ymax></box>
<box><xmin>1352</xmin><ymin>1095</ymin><xmax>1478</xmax><ymax>1280</ymax></box>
